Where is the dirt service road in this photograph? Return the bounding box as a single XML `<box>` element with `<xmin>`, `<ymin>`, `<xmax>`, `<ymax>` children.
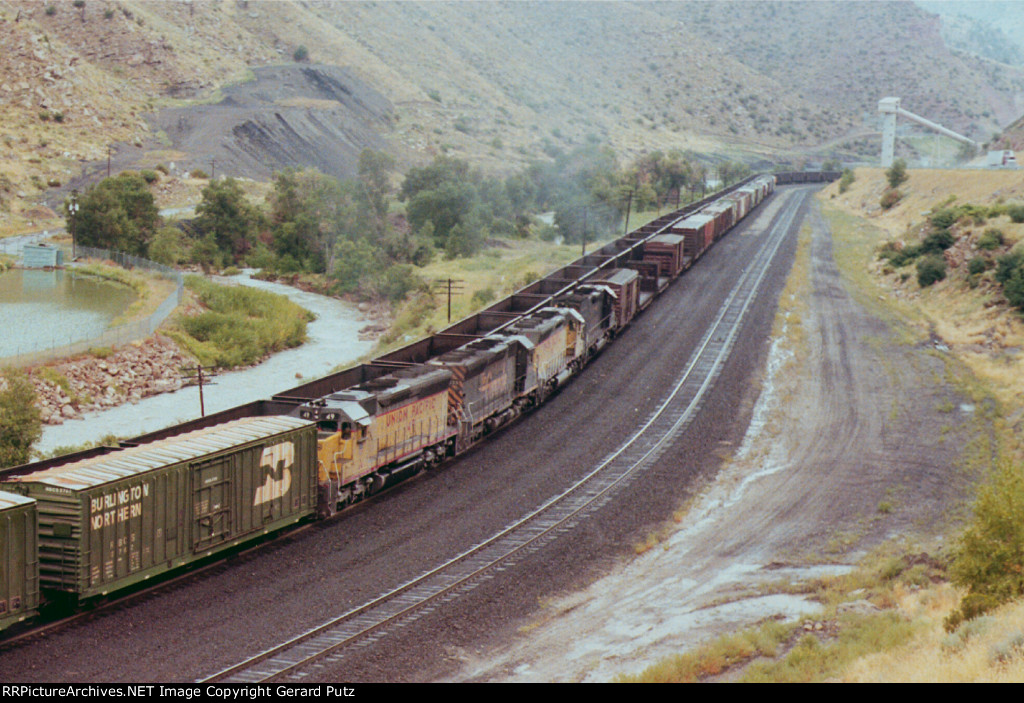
<box><xmin>451</xmin><ymin>199</ymin><xmax>975</xmax><ymax>682</ymax></box>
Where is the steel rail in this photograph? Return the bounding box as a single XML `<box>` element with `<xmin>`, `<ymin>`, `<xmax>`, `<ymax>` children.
<box><xmin>202</xmin><ymin>187</ymin><xmax>809</xmax><ymax>684</ymax></box>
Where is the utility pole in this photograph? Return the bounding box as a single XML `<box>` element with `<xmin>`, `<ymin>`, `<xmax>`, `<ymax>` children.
<box><xmin>432</xmin><ymin>278</ymin><xmax>465</xmax><ymax>322</ymax></box>
<box><xmin>581</xmin><ymin>206</ymin><xmax>588</xmax><ymax>257</ymax></box>
<box><xmin>68</xmin><ymin>189</ymin><xmax>79</xmax><ymax>260</ymax></box>
<box><xmin>623</xmin><ymin>189</ymin><xmax>633</xmax><ymax>236</ymax></box>
<box><xmin>106</xmin><ymin>145</ymin><xmax>111</xmax><ymax>178</ymax></box>
<box><xmin>181</xmin><ymin>365</ymin><xmax>218</xmax><ymax>417</ymax></box>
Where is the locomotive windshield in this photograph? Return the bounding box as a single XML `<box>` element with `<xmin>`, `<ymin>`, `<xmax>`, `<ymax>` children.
<box><xmin>316</xmin><ymin>419</ymin><xmax>339</xmax><ymax>435</ymax></box>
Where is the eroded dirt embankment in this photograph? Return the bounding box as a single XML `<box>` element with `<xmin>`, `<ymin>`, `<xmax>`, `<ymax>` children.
<box><xmin>452</xmin><ymin>198</ymin><xmax>977</xmax><ymax>683</ymax></box>
<box><xmin>75</xmin><ymin>64</ymin><xmax>397</xmax><ymax>194</ymax></box>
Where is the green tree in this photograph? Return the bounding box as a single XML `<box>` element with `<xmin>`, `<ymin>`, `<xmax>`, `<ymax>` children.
<box><xmin>71</xmin><ymin>172</ymin><xmax>160</xmax><ymax>256</ymax></box>
<box><xmin>0</xmin><ymin>369</ymin><xmax>42</xmax><ymax>468</ymax></box>
<box><xmin>399</xmin><ymin>156</ymin><xmax>472</xmax><ymax>202</ymax></box>
<box><xmin>886</xmin><ymin>158</ymin><xmax>909</xmax><ymax>189</ymax></box>
<box><xmin>194</xmin><ymin>178</ymin><xmax>261</xmax><ymax>264</ymax></box>
<box><xmin>950</xmin><ymin>460</ymin><xmax>1024</xmax><ymax>624</ymax></box>
<box><xmin>718</xmin><ymin>161</ymin><xmax>752</xmax><ymax>186</ymax></box>
<box><xmin>268</xmin><ymin>169</ymin><xmax>327</xmax><ymax>272</ymax></box>
<box><xmin>357</xmin><ymin>148</ymin><xmax>396</xmax><ymax>235</ymax></box>
<box><xmin>406</xmin><ymin>178</ymin><xmax>479</xmax><ymax>249</ymax></box>
<box><xmin>331</xmin><ymin>239</ymin><xmax>378</xmax><ymax>294</ymax></box>
<box><xmin>148</xmin><ymin>225</ymin><xmax>189</xmax><ymax>266</ymax></box>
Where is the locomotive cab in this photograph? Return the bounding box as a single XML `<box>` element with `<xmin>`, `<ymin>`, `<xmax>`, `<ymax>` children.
<box><xmin>295</xmin><ymin>392</ymin><xmax>374</xmax><ymax>471</ymax></box>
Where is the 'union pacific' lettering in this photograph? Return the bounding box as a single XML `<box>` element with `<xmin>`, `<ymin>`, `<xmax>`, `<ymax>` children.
<box><xmin>381</xmin><ymin>393</ymin><xmax>444</xmax><ymax>430</ymax></box>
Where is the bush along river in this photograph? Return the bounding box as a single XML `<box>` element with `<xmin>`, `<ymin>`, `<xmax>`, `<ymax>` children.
<box><xmin>34</xmin><ymin>272</ymin><xmax>379</xmax><ymax>455</ymax></box>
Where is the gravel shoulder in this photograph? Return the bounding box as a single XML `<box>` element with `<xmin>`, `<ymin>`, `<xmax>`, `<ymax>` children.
<box><xmin>446</xmin><ymin>198</ymin><xmax>977</xmax><ymax>682</ymax></box>
<box><xmin>0</xmin><ymin>187</ymin><xmax>976</xmax><ymax>683</ymax></box>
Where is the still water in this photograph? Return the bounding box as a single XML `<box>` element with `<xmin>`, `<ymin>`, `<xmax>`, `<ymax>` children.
<box><xmin>35</xmin><ymin>273</ymin><xmax>376</xmax><ymax>454</ymax></box>
<box><xmin>0</xmin><ymin>268</ymin><xmax>138</xmax><ymax>357</ymax></box>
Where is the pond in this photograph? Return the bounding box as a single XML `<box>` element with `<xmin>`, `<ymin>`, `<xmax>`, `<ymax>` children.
<box><xmin>0</xmin><ymin>268</ymin><xmax>138</xmax><ymax>358</ymax></box>
<box><xmin>34</xmin><ymin>273</ymin><xmax>376</xmax><ymax>454</ymax></box>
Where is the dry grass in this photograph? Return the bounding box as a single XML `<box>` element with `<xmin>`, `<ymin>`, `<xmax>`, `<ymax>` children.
<box><xmin>372</xmin><ymin>231</ymin><xmax>625</xmax><ymax>355</ymax></box>
<box><xmin>821</xmin><ymin>167</ymin><xmax>1024</xmax><ymax>240</ymax></box>
<box><xmin>843</xmin><ymin>588</ymin><xmax>1024</xmax><ymax>682</ymax></box>
<box><xmin>616</xmin><ymin>621</ymin><xmax>794</xmax><ymax>683</ymax></box>
<box><xmin>820</xmin><ymin>169</ymin><xmax>1024</xmax><ymax>412</ymax></box>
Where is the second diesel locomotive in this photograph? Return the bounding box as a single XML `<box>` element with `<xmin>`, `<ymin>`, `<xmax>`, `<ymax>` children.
<box><xmin>0</xmin><ymin>171</ymin><xmax>829</xmax><ymax>631</ymax></box>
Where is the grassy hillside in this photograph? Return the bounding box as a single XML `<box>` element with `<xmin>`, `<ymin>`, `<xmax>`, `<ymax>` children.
<box><xmin>2</xmin><ymin>0</ymin><xmax>1024</xmax><ymax>233</ymax></box>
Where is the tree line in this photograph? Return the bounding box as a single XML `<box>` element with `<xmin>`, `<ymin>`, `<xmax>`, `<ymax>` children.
<box><xmin>66</xmin><ymin>146</ymin><xmax>751</xmax><ymax>302</ymax></box>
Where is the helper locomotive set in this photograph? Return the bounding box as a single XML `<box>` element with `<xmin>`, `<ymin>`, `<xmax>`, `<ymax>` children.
<box><xmin>0</xmin><ymin>171</ymin><xmax>836</xmax><ymax>633</ymax></box>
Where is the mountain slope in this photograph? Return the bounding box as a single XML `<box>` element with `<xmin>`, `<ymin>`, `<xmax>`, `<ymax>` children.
<box><xmin>2</xmin><ymin>0</ymin><xmax>1024</xmax><ymax>231</ymax></box>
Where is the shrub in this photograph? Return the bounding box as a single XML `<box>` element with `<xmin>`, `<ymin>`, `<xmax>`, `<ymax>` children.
<box><xmin>104</xmin><ymin>8</ymin><xmax>114</xmax><ymax>19</ymax></box>
<box><xmin>838</xmin><ymin>168</ymin><xmax>855</xmax><ymax>194</ymax></box>
<box><xmin>148</xmin><ymin>225</ymin><xmax>189</xmax><ymax>266</ymax></box>
<box><xmin>930</xmin><ymin>207</ymin><xmax>959</xmax><ymax>232</ymax></box>
<box><xmin>44</xmin><ymin>5</ymin><xmax>56</xmax><ymax>16</ymax></box>
<box><xmin>471</xmin><ymin>287</ymin><xmax>496</xmax><ymax>307</ymax></box>
<box><xmin>921</xmin><ymin>229</ymin><xmax>955</xmax><ymax>254</ymax></box>
<box><xmin>1008</xmin><ymin>204</ymin><xmax>1024</xmax><ymax>224</ymax></box>
<box><xmin>917</xmin><ymin>254</ymin><xmax>946</xmax><ymax>287</ymax></box>
<box><xmin>998</xmin><ymin>255</ymin><xmax>1024</xmax><ymax>310</ymax></box>
<box><xmin>880</xmin><ymin>188</ymin><xmax>902</xmax><ymax>210</ymax></box>
<box><xmin>978</xmin><ymin>228</ymin><xmax>1004</xmax><ymax>250</ymax></box>
<box><xmin>175</xmin><ymin>276</ymin><xmax>313</xmax><ymax>368</ymax></box>
<box><xmin>375</xmin><ymin>264</ymin><xmax>425</xmax><ymax>303</ymax></box>
<box><xmin>0</xmin><ymin>369</ymin><xmax>42</xmax><ymax>468</ymax></box>
<box><xmin>140</xmin><ymin>169</ymin><xmax>159</xmax><ymax>184</ymax></box>
<box><xmin>950</xmin><ymin>460</ymin><xmax>1024</xmax><ymax>627</ymax></box>
<box><xmin>190</xmin><ymin>168</ymin><xmax>209</xmax><ymax>179</ymax></box>
<box><xmin>293</xmin><ymin>45</ymin><xmax>309</xmax><ymax>62</ymax></box>
<box><xmin>968</xmin><ymin>256</ymin><xmax>988</xmax><ymax>276</ymax></box>
<box><xmin>427</xmin><ymin>89</ymin><xmax>442</xmax><ymax>103</ymax></box>
<box><xmin>878</xmin><ymin>241</ymin><xmax>921</xmax><ymax>267</ymax></box>
<box><xmin>995</xmin><ymin>250</ymin><xmax>1024</xmax><ymax>285</ymax></box>
<box><xmin>886</xmin><ymin>158</ymin><xmax>908</xmax><ymax>189</ymax></box>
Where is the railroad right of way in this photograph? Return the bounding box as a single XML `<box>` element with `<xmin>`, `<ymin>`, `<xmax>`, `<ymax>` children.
<box><xmin>0</xmin><ymin>185</ymin><xmax>816</xmax><ymax>682</ymax></box>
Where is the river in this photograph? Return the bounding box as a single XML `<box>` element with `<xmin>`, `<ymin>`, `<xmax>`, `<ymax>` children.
<box><xmin>35</xmin><ymin>273</ymin><xmax>378</xmax><ymax>454</ymax></box>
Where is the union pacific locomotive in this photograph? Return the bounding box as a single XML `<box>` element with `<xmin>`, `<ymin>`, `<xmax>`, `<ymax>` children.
<box><xmin>0</xmin><ymin>171</ymin><xmax>834</xmax><ymax>632</ymax></box>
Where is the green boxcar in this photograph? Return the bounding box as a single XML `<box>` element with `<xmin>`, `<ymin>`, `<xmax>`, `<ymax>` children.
<box><xmin>0</xmin><ymin>492</ymin><xmax>39</xmax><ymax>630</ymax></box>
<box><xmin>5</xmin><ymin>416</ymin><xmax>316</xmax><ymax>599</ymax></box>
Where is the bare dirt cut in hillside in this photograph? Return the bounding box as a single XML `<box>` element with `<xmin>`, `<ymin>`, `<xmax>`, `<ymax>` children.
<box><xmin>452</xmin><ymin>199</ymin><xmax>981</xmax><ymax>683</ymax></box>
<box><xmin>66</xmin><ymin>63</ymin><xmax>398</xmax><ymax>200</ymax></box>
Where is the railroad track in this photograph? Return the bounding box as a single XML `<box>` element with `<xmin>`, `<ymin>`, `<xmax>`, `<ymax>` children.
<box><xmin>203</xmin><ymin>187</ymin><xmax>811</xmax><ymax>684</ymax></box>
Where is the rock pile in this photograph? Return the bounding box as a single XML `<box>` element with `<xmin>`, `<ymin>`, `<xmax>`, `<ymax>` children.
<box><xmin>30</xmin><ymin>335</ymin><xmax>192</xmax><ymax>425</ymax></box>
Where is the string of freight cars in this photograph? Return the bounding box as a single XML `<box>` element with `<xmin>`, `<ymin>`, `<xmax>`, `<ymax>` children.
<box><xmin>0</xmin><ymin>171</ymin><xmax>838</xmax><ymax>635</ymax></box>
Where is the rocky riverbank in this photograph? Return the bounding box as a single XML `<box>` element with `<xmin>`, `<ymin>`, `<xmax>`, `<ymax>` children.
<box><xmin>29</xmin><ymin>335</ymin><xmax>191</xmax><ymax>425</ymax></box>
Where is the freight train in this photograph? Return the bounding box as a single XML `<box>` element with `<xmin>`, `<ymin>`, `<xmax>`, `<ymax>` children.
<box><xmin>0</xmin><ymin>170</ymin><xmax>837</xmax><ymax>633</ymax></box>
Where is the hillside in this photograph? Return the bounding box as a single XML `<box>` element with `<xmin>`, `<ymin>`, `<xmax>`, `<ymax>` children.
<box><xmin>2</xmin><ymin>0</ymin><xmax>1024</xmax><ymax>232</ymax></box>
